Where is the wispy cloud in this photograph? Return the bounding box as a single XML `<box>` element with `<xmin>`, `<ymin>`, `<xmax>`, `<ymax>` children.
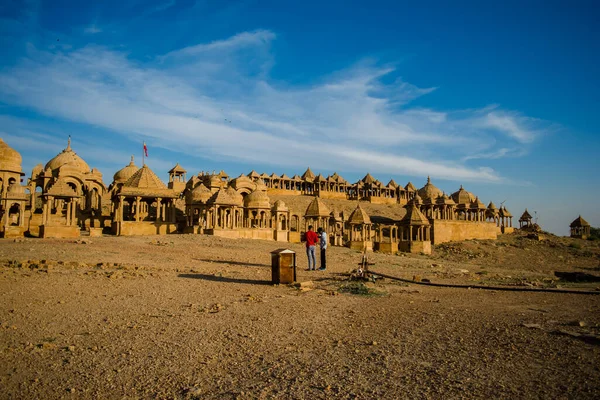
<box><xmin>161</xmin><ymin>29</ymin><xmax>276</xmax><ymax>59</ymax></box>
<box><xmin>84</xmin><ymin>24</ymin><xmax>102</xmax><ymax>34</ymax></box>
<box><xmin>0</xmin><ymin>30</ymin><xmax>552</xmax><ymax>183</ymax></box>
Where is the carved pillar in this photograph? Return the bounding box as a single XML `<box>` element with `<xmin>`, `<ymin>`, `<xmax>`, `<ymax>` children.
<box><xmin>156</xmin><ymin>198</ymin><xmax>162</xmax><ymax>222</ymax></box>
<box><xmin>135</xmin><ymin>197</ymin><xmax>141</xmax><ymax>222</ymax></box>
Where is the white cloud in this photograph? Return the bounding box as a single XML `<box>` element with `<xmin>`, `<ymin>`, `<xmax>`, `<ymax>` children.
<box><xmin>484</xmin><ymin>111</ymin><xmax>539</xmax><ymax>143</ymax></box>
<box><xmin>0</xmin><ymin>30</ymin><xmax>552</xmax><ymax>183</ymax></box>
<box><xmin>162</xmin><ymin>30</ymin><xmax>276</xmax><ymax>59</ymax></box>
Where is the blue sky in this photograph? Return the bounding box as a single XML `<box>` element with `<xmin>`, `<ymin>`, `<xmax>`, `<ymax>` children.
<box><xmin>0</xmin><ymin>0</ymin><xmax>598</xmax><ymax>235</ymax></box>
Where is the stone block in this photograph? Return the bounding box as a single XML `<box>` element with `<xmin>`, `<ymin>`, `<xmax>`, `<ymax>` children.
<box><xmin>40</xmin><ymin>225</ymin><xmax>80</xmax><ymax>239</ymax></box>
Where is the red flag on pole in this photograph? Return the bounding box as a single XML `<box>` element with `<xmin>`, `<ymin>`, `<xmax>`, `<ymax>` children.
<box><xmin>143</xmin><ymin>142</ymin><xmax>148</xmax><ymax>157</ymax></box>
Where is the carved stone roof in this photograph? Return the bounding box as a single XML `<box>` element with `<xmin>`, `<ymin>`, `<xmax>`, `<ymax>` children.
<box><xmin>519</xmin><ymin>209</ymin><xmax>533</xmax><ymax>221</ymax></box>
<box><xmin>405</xmin><ymin>182</ymin><xmax>416</xmax><ymax>191</ymax></box>
<box><xmin>451</xmin><ymin>185</ymin><xmax>476</xmax><ymax>205</ymax></box>
<box><xmin>248</xmin><ymin>170</ymin><xmax>260</xmax><ymax>178</ymax></box>
<box><xmin>487</xmin><ymin>201</ymin><xmax>497</xmax><ymax>210</ymax></box>
<box><xmin>436</xmin><ymin>193</ymin><xmax>455</xmax><ymax>205</ymax></box>
<box><xmin>280</xmin><ymin>173</ymin><xmax>291</xmax><ymax>180</ymax></box>
<box><xmin>46</xmin><ymin>179</ymin><xmax>79</xmax><ymax>198</ymax></box>
<box><xmin>113</xmin><ymin>156</ymin><xmax>139</xmax><ymax>184</ymax></box>
<box><xmin>570</xmin><ymin>215</ymin><xmax>590</xmax><ymax>228</ymax></box>
<box><xmin>187</xmin><ymin>183</ymin><xmax>212</xmax><ymax>204</ymax></box>
<box><xmin>124</xmin><ymin>165</ymin><xmax>167</xmax><ymax>190</ymax></box>
<box><xmin>209</xmin><ymin>186</ymin><xmax>243</xmax><ymax>206</ymax></box>
<box><xmin>0</xmin><ymin>138</ymin><xmax>24</xmax><ymax>175</ymax></box>
<box><xmin>305</xmin><ymin>197</ymin><xmax>330</xmax><ymax>217</ymax></box>
<box><xmin>119</xmin><ymin>165</ymin><xmax>177</xmax><ymax>198</ymax></box>
<box><xmin>387</xmin><ymin>179</ymin><xmax>398</xmax><ymax>188</ymax></box>
<box><xmin>168</xmin><ymin>163</ymin><xmax>187</xmax><ymax>174</ymax></box>
<box><xmin>418</xmin><ymin>176</ymin><xmax>443</xmax><ymax>201</ymax></box>
<box><xmin>314</xmin><ymin>174</ymin><xmax>326</xmax><ymax>182</ymax></box>
<box><xmin>272</xmin><ymin>199</ymin><xmax>289</xmax><ymax>212</ymax></box>
<box><xmin>399</xmin><ymin>204</ymin><xmax>430</xmax><ymax>226</ymax></box>
<box><xmin>44</xmin><ymin>138</ymin><xmax>91</xmax><ymax>175</ymax></box>
<box><xmin>470</xmin><ymin>196</ymin><xmax>486</xmax><ymax>209</ymax></box>
<box><xmin>244</xmin><ymin>186</ymin><xmax>270</xmax><ymax>209</ymax></box>
<box><xmin>361</xmin><ymin>173</ymin><xmax>375</xmax><ymax>185</ymax></box>
<box><xmin>348</xmin><ymin>204</ymin><xmax>371</xmax><ymax>224</ymax></box>
<box><xmin>270</xmin><ymin>173</ymin><xmax>280</xmax><ymax>179</ymax></box>
<box><xmin>499</xmin><ymin>206</ymin><xmax>512</xmax><ymax>217</ymax></box>
<box><xmin>301</xmin><ymin>167</ymin><xmax>316</xmax><ymax>182</ymax></box>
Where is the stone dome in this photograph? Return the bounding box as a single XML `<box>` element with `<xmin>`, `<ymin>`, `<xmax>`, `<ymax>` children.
<box><xmin>113</xmin><ymin>156</ymin><xmax>139</xmax><ymax>184</ymax></box>
<box><xmin>244</xmin><ymin>188</ymin><xmax>270</xmax><ymax>209</ymax></box>
<box><xmin>44</xmin><ymin>138</ymin><xmax>91</xmax><ymax>174</ymax></box>
<box><xmin>451</xmin><ymin>185</ymin><xmax>475</xmax><ymax>205</ymax></box>
<box><xmin>187</xmin><ymin>183</ymin><xmax>212</xmax><ymax>204</ymax></box>
<box><xmin>209</xmin><ymin>186</ymin><xmax>243</xmax><ymax>207</ymax></box>
<box><xmin>272</xmin><ymin>200</ymin><xmax>289</xmax><ymax>212</ymax></box>
<box><xmin>0</xmin><ymin>138</ymin><xmax>24</xmax><ymax>175</ymax></box>
<box><xmin>417</xmin><ymin>176</ymin><xmax>443</xmax><ymax>201</ymax></box>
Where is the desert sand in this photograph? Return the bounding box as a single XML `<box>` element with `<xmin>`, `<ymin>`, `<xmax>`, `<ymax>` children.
<box><xmin>1</xmin><ymin>232</ymin><xmax>599</xmax><ymax>399</ymax></box>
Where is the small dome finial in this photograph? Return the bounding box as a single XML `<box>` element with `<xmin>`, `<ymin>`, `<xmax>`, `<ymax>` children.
<box><xmin>427</xmin><ymin>176</ymin><xmax>431</xmax><ymax>184</ymax></box>
<box><xmin>66</xmin><ymin>135</ymin><xmax>72</xmax><ymax>151</ymax></box>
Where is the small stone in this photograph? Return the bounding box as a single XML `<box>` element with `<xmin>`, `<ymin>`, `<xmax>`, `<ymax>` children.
<box><xmin>67</xmin><ymin>346</ymin><xmax>75</xmax><ymax>352</ymax></box>
<box><xmin>293</xmin><ymin>281</ymin><xmax>314</xmax><ymax>288</ymax></box>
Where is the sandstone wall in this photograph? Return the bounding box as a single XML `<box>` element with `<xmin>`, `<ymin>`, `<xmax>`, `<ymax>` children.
<box><xmin>113</xmin><ymin>222</ymin><xmax>177</xmax><ymax>236</ymax></box>
<box><xmin>40</xmin><ymin>225</ymin><xmax>80</xmax><ymax>239</ymax></box>
<box><xmin>318</xmin><ymin>192</ymin><xmax>347</xmax><ymax>200</ymax></box>
<box><xmin>368</xmin><ymin>197</ymin><xmax>397</xmax><ymax>205</ymax></box>
<box><xmin>267</xmin><ymin>189</ymin><xmax>302</xmax><ymax>196</ymax></box>
<box><xmin>431</xmin><ymin>220</ymin><xmax>497</xmax><ymax>245</ymax></box>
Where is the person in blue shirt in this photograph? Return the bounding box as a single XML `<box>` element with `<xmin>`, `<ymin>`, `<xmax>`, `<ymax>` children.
<box><xmin>317</xmin><ymin>227</ymin><xmax>327</xmax><ymax>271</ymax></box>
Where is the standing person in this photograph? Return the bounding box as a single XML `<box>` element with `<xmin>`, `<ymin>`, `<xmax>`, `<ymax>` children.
<box><xmin>305</xmin><ymin>225</ymin><xmax>318</xmax><ymax>271</ymax></box>
<box><xmin>317</xmin><ymin>227</ymin><xmax>327</xmax><ymax>270</ymax></box>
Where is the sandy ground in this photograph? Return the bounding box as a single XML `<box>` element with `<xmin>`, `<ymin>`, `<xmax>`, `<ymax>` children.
<box><xmin>0</xmin><ymin>232</ymin><xmax>599</xmax><ymax>399</ymax></box>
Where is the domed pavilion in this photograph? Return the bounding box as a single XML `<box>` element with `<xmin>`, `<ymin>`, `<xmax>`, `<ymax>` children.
<box><xmin>31</xmin><ymin>137</ymin><xmax>107</xmax><ymax>238</ymax></box>
<box><xmin>0</xmin><ymin>138</ymin><xmax>28</xmax><ymax>238</ymax></box>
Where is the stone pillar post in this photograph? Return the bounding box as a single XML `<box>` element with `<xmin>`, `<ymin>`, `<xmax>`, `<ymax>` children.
<box><xmin>156</xmin><ymin>198</ymin><xmax>162</xmax><ymax>222</ymax></box>
<box><xmin>135</xmin><ymin>197</ymin><xmax>141</xmax><ymax>222</ymax></box>
<box><xmin>66</xmin><ymin>199</ymin><xmax>71</xmax><ymax>226</ymax></box>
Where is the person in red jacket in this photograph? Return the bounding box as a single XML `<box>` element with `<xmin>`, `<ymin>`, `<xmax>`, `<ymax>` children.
<box><xmin>305</xmin><ymin>225</ymin><xmax>318</xmax><ymax>270</ymax></box>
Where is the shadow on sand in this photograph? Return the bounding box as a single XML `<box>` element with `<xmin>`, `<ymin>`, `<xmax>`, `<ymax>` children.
<box><xmin>554</xmin><ymin>271</ymin><xmax>600</xmax><ymax>283</ymax></box>
<box><xmin>192</xmin><ymin>259</ymin><xmax>269</xmax><ymax>268</ymax></box>
<box><xmin>178</xmin><ymin>273</ymin><xmax>271</xmax><ymax>285</ymax></box>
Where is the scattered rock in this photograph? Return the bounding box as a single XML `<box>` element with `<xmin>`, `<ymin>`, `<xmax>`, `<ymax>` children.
<box><xmin>293</xmin><ymin>281</ymin><xmax>313</xmax><ymax>288</ymax></box>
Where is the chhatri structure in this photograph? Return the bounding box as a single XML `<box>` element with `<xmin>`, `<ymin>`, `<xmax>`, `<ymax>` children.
<box><xmin>0</xmin><ymin>138</ymin><xmax>27</xmax><ymax>238</ymax></box>
<box><xmin>2</xmin><ymin>137</ymin><xmax>560</xmax><ymax>255</ymax></box>
<box><xmin>570</xmin><ymin>216</ymin><xmax>591</xmax><ymax>239</ymax></box>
